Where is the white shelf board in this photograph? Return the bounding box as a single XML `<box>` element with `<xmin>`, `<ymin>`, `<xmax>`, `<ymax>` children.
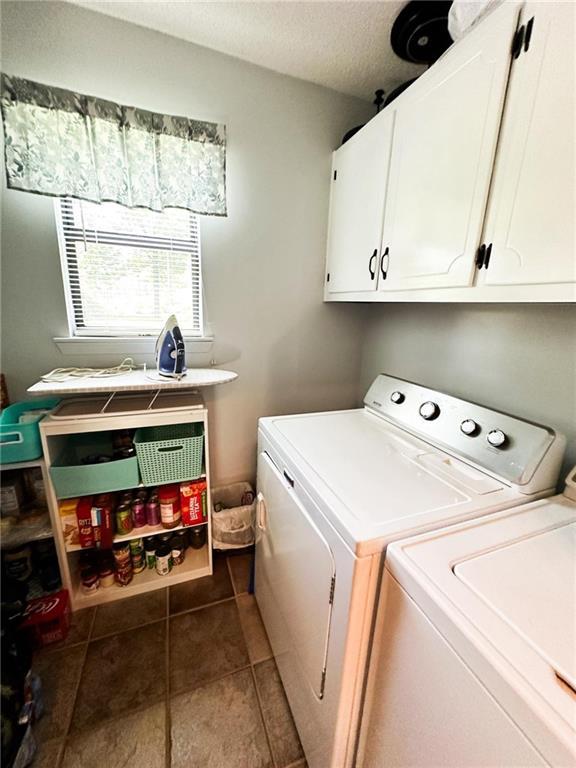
<box><xmin>1</xmin><ymin>458</ymin><xmax>45</xmax><ymax>471</ymax></box>
<box><xmin>71</xmin><ymin>544</ymin><xmax>211</xmax><ymax>608</ymax></box>
<box><xmin>28</xmin><ymin>368</ymin><xmax>238</xmax><ymax>397</ymax></box>
<box><xmin>65</xmin><ymin>520</ymin><xmax>208</xmax><ymax>552</ymax></box>
<box><xmin>55</xmin><ymin>471</ymin><xmax>207</xmax><ymax>503</ymax></box>
<box><xmin>1</xmin><ymin>516</ymin><xmax>54</xmax><ymax>549</ymax></box>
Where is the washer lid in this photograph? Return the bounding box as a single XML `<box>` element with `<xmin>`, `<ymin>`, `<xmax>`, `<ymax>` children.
<box><xmin>455</xmin><ymin>521</ymin><xmax>576</xmax><ymax>691</ymax></box>
<box><xmin>386</xmin><ymin>495</ymin><xmax>576</xmax><ymax>765</ymax></box>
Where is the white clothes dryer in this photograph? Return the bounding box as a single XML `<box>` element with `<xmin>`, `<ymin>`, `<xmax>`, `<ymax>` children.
<box><xmin>255</xmin><ymin>374</ymin><xmax>566</xmax><ymax>768</ymax></box>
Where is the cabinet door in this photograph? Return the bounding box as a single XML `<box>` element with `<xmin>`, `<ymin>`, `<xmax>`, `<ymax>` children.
<box><xmin>380</xmin><ymin>2</ymin><xmax>520</xmax><ymax>293</ymax></box>
<box><xmin>325</xmin><ymin>110</ymin><xmax>394</xmax><ymax>294</ymax></box>
<box><xmin>481</xmin><ymin>3</ymin><xmax>576</xmax><ymax>288</ymax></box>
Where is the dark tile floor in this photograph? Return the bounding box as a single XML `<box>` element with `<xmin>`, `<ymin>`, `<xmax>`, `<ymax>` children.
<box><xmin>31</xmin><ymin>552</ymin><xmax>307</xmax><ymax>768</ymax></box>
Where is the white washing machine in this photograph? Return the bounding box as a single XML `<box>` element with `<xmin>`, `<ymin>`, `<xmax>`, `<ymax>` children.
<box><xmin>254</xmin><ymin>374</ymin><xmax>566</xmax><ymax>768</ymax></box>
<box><xmin>359</xmin><ymin>468</ymin><xmax>576</xmax><ymax>767</ymax></box>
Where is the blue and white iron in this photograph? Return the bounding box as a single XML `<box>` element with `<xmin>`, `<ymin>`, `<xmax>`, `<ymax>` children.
<box><xmin>156</xmin><ymin>315</ymin><xmax>187</xmax><ymax>379</ymax></box>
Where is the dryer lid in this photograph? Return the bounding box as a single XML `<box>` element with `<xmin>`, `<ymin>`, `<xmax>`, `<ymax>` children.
<box><xmin>455</xmin><ymin>519</ymin><xmax>576</xmax><ymax>691</ymax></box>
<box><xmin>267</xmin><ymin>409</ymin><xmax>508</xmax><ymax>549</ymax></box>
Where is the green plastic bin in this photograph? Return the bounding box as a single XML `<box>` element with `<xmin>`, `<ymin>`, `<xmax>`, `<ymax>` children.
<box><xmin>134</xmin><ymin>423</ymin><xmax>204</xmax><ymax>486</ymax></box>
<box><xmin>0</xmin><ymin>398</ymin><xmax>61</xmax><ymax>464</ymax></box>
<box><xmin>50</xmin><ymin>433</ymin><xmax>140</xmax><ymax>499</ymax></box>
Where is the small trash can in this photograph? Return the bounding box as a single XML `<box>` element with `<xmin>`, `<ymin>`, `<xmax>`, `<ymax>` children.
<box><xmin>211</xmin><ymin>482</ymin><xmax>256</xmax><ymax>550</ymax></box>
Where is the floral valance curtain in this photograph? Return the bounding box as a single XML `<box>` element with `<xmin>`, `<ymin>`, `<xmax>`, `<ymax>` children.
<box><xmin>0</xmin><ymin>74</ymin><xmax>227</xmax><ymax>215</ymax></box>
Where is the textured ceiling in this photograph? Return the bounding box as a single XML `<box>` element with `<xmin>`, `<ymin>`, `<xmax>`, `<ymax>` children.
<box><xmin>66</xmin><ymin>1</ymin><xmax>426</xmax><ymax>100</ymax></box>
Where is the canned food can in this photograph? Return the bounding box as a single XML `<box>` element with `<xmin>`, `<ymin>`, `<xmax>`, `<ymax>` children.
<box><xmin>155</xmin><ymin>543</ymin><xmax>173</xmax><ymax>576</ymax></box>
<box><xmin>132</xmin><ymin>554</ymin><xmax>146</xmax><ymax>574</ymax></box>
<box><xmin>145</xmin><ymin>499</ymin><xmax>161</xmax><ymax>527</ymax></box>
<box><xmin>115</xmin><ymin>566</ymin><xmax>133</xmax><ymax>586</ymax></box>
<box><xmin>144</xmin><ymin>537</ymin><xmax>156</xmax><ymax>570</ymax></box>
<box><xmin>129</xmin><ymin>538</ymin><xmax>144</xmax><ymax>554</ymax></box>
<box><xmin>113</xmin><ymin>542</ymin><xmax>131</xmax><ymax>564</ymax></box>
<box><xmin>81</xmin><ymin>567</ymin><xmax>100</xmax><ymax>594</ymax></box>
<box><xmin>171</xmin><ymin>534</ymin><xmax>186</xmax><ymax>566</ymax></box>
<box><xmin>131</xmin><ymin>500</ymin><xmax>147</xmax><ymax>528</ymax></box>
<box><xmin>116</xmin><ymin>505</ymin><xmax>133</xmax><ymax>535</ymax></box>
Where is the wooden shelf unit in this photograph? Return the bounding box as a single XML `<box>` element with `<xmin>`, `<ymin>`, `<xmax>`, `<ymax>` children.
<box><xmin>39</xmin><ymin>393</ymin><xmax>213</xmax><ymax>610</ymax></box>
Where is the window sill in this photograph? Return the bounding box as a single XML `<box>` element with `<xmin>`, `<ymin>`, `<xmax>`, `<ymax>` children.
<box><xmin>53</xmin><ymin>336</ymin><xmax>215</xmax><ymax>357</ymax></box>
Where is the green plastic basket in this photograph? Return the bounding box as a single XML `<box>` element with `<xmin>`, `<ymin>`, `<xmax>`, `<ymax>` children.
<box><xmin>50</xmin><ymin>433</ymin><xmax>140</xmax><ymax>499</ymax></box>
<box><xmin>134</xmin><ymin>423</ymin><xmax>204</xmax><ymax>486</ymax></box>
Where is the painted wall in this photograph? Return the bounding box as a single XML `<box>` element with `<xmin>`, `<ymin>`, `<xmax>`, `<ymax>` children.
<box><xmin>360</xmin><ymin>303</ymin><xmax>576</xmax><ymax>483</ymax></box>
<box><xmin>0</xmin><ymin>1</ymin><xmax>371</xmax><ymax>484</ymax></box>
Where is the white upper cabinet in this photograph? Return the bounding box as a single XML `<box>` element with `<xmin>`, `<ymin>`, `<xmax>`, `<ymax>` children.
<box><xmin>380</xmin><ymin>2</ymin><xmax>520</xmax><ymax>293</ymax></box>
<box><xmin>325</xmin><ymin>109</ymin><xmax>394</xmax><ymax>294</ymax></box>
<box><xmin>480</xmin><ymin>2</ymin><xmax>576</xmax><ymax>288</ymax></box>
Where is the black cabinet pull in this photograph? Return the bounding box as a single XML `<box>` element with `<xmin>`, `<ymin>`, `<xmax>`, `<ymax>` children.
<box><xmin>524</xmin><ymin>17</ymin><xmax>534</xmax><ymax>52</ymax></box>
<box><xmin>475</xmin><ymin>244</ymin><xmax>486</xmax><ymax>269</ymax></box>
<box><xmin>512</xmin><ymin>25</ymin><xmax>525</xmax><ymax>59</ymax></box>
<box><xmin>484</xmin><ymin>243</ymin><xmax>492</xmax><ymax>269</ymax></box>
<box><xmin>380</xmin><ymin>247</ymin><xmax>389</xmax><ymax>280</ymax></box>
<box><xmin>368</xmin><ymin>249</ymin><xmax>377</xmax><ymax>279</ymax></box>
<box><xmin>283</xmin><ymin>469</ymin><xmax>294</xmax><ymax>488</ymax></box>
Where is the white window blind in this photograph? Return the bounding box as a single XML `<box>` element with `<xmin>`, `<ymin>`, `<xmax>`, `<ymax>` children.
<box><xmin>56</xmin><ymin>198</ymin><xmax>203</xmax><ymax>336</ymax></box>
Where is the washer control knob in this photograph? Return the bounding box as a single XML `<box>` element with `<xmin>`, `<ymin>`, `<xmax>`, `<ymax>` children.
<box><xmin>487</xmin><ymin>429</ymin><xmax>507</xmax><ymax>448</ymax></box>
<box><xmin>460</xmin><ymin>419</ymin><xmax>479</xmax><ymax>436</ymax></box>
<box><xmin>419</xmin><ymin>401</ymin><xmax>440</xmax><ymax>421</ymax></box>
<box><xmin>390</xmin><ymin>391</ymin><xmax>405</xmax><ymax>404</ymax></box>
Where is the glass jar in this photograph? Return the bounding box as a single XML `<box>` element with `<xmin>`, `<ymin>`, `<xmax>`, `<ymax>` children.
<box><xmin>188</xmin><ymin>526</ymin><xmax>207</xmax><ymax>550</ymax></box>
<box><xmin>158</xmin><ymin>484</ymin><xmax>181</xmax><ymax>529</ymax></box>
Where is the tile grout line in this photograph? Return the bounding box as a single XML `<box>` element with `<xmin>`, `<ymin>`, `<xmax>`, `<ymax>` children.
<box><xmin>225</xmin><ymin>556</ymin><xmax>237</xmax><ymax>595</ymax></box>
<box><xmin>57</xmin><ymin>608</ymin><xmax>98</xmax><ymax>765</ymax></box>
<box><xmin>90</xmin><ymin>611</ymin><xmax>167</xmax><ymax>642</ymax></box>
<box><xmin>169</xmin><ymin>661</ymin><xmax>254</xmax><ymax>703</ymax></box>
<box><xmin>249</xmin><ymin>663</ymin><xmax>279</xmax><ymax>768</ymax></box>
<box><xmin>168</xmin><ymin>593</ymin><xmax>237</xmax><ymax>620</ymax></box>
<box><xmin>62</xmin><ymin>697</ymin><xmax>167</xmax><ymax>742</ymax></box>
<box><xmin>82</xmin><ymin>614</ymin><xmax>167</xmax><ymax>644</ymax></box>
<box><xmin>230</xmin><ymin>554</ymin><xmax>279</xmax><ymax>766</ymax></box>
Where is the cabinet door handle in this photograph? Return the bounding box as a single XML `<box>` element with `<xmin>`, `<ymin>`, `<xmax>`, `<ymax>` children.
<box><xmin>484</xmin><ymin>243</ymin><xmax>492</xmax><ymax>269</ymax></box>
<box><xmin>512</xmin><ymin>25</ymin><xmax>525</xmax><ymax>59</ymax></box>
<box><xmin>380</xmin><ymin>247</ymin><xmax>389</xmax><ymax>280</ymax></box>
<box><xmin>368</xmin><ymin>249</ymin><xmax>377</xmax><ymax>280</ymax></box>
<box><xmin>475</xmin><ymin>244</ymin><xmax>486</xmax><ymax>269</ymax></box>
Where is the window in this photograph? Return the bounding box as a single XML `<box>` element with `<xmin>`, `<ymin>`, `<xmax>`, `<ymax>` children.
<box><xmin>56</xmin><ymin>198</ymin><xmax>203</xmax><ymax>337</ymax></box>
